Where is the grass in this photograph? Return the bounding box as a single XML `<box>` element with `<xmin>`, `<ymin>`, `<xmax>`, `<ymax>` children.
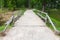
<box><xmin>0</xmin><ymin>9</ymin><xmax>8</xmax><ymax>14</ymax></box>
<box><xmin>0</xmin><ymin>8</ymin><xmax>26</xmax><ymax>14</ymax></box>
<box><xmin>51</xmin><ymin>17</ymin><xmax>60</xmax><ymax>31</ymax></box>
<box><xmin>46</xmin><ymin>17</ymin><xmax>60</xmax><ymax>31</ymax></box>
<box><xmin>0</xmin><ymin>24</ymin><xmax>13</xmax><ymax>32</ymax></box>
<box><xmin>48</xmin><ymin>9</ymin><xmax>60</xmax><ymax>21</ymax></box>
<box><xmin>0</xmin><ymin>25</ymin><xmax>5</xmax><ymax>31</ymax></box>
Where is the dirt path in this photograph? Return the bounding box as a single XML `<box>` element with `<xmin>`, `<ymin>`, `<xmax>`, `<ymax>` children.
<box><xmin>2</xmin><ymin>10</ymin><xmax>60</xmax><ymax>40</ymax></box>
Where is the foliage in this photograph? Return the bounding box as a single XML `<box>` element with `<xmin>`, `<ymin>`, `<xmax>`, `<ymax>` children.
<box><xmin>0</xmin><ymin>0</ymin><xmax>60</xmax><ymax>10</ymax></box>
<box><xmin>30</xmin><ymin>0</ymin><xmax>42</xmax><ymax>10</ymax></box>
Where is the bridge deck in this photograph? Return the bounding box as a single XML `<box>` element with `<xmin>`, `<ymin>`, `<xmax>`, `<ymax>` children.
<box><xmin>2</xmin><ymin>10</ymin><xmax>59</xmax><ymax>40</ymax></box>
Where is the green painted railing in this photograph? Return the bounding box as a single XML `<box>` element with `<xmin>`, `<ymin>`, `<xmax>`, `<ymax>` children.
<box><xmin>33</xmin><ymin>9</ymin><xmax>60</xmax><ymax>35</ymax></box>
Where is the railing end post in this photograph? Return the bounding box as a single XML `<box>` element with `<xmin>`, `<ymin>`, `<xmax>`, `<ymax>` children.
<box><xmin>54</xmin><ymin>30</ymin><xmax>60</xmax><ymax>35</ymax></box>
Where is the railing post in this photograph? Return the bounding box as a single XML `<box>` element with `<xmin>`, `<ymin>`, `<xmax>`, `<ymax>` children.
<box><xmin>12</xmin><ymin>15</ymin><xmax>15</xmax><ymax>24</ymax></box>
<box><xmin>45</xmin><ymin>16</ymin><xmax>47</xmax><ymax>23</ymax></box>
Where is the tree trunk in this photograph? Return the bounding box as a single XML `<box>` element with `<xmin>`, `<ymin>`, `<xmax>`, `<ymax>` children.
<box><xmin>28</xmin><ymin>0</ymin><xmax>30</xmax><ymax>9</ymax></box>
<box><xmin>42</xmin><ymin>0</ymin><xmax>46</xmax><ymax>12</ymax></box>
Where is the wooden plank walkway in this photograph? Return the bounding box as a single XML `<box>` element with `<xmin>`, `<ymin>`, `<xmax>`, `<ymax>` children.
<box><xmin>2</xmin><ymin>10</ymin><xmax>59</xmax><ymax>40</ymax></box>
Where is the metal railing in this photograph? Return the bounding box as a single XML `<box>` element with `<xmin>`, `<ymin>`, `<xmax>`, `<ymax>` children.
<box><xmin>33</xmin><ymin>9</ymin><xmax>60</xmax><ymax>35</ymax></box>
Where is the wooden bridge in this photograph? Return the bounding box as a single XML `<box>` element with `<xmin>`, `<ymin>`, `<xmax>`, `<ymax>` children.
<box><xmin>0</xmin><ymin>10</ymin><xmax>60</xmax><ymax>40</ymax></box>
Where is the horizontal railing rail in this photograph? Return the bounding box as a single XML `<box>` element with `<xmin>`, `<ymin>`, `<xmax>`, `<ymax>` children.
<box><xmin>33</xmin><ymin>9</ymin><xmax>60</xmax><ymax>35</ymax></box>
<box><xmin>2</xmin><ymin>10</ymin><xmax>24</xmax><ymax>33</ymax></box>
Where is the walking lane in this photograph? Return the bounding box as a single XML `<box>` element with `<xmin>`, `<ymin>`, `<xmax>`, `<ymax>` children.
<box><xmin>2</xmin><ymin>10</ymin><xmax>59</xmax><ymax>40</ymax></box>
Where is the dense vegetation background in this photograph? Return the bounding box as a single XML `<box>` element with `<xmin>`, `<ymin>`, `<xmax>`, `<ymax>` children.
<box><xmin>0</xmin><ymin>0</ymin><xmax>60</xmax><ymax>10</ymax></box>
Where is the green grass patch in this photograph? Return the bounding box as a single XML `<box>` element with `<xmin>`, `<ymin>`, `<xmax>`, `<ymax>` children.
<box><xmin>46</xmin><ymin>17</ymin><xmax>60</xmax><ymax>31</ymax></box>
<box><xmin>48</xmin><ymin>9</ymin><xmax>60</xmax><ymax>21</ymax></box>
<box><xmin>51</xmin><ymin>17</ymin><xmax>60</xmax><ymax>31</ymax></box>
<box><xmin>0</xmin><ymin>9</ymin><xmax>8</xmax><ymax>14</ymax></box>
<box><xmin>40</xmin><ymin>13</ymin><xmax>46</xmax><ymax>17</ymax></box>
<box><xmin>0</xmin><ymin>25</ymin><xmax>5</xmax><ymax>31</ymax></box>
<box><xmin>0</xmin><ymin>24</ymin><xmax>13</xmax><ymax>32</ymax></box>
